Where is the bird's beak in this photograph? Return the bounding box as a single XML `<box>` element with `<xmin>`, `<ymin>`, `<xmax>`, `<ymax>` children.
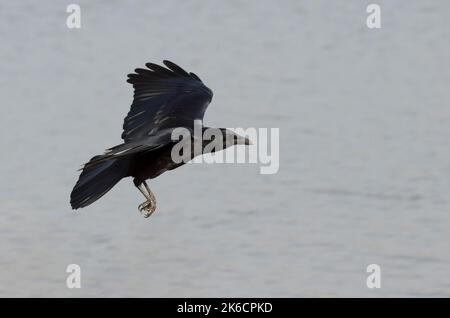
<box><xmin>231</xmin><ymin>132</ymin><xmax>253</xmax><ymax>145</ymax></box>
<box><xmin>237</xmin><ymin>135</ymin><xmax>252</xmax><ymax>145</ymax></box>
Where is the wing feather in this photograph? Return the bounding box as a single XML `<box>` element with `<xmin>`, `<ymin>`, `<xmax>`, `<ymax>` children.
<box><xmin>122</xmin><ymin>61</ymin><xmax>213</xmax><ymax>142</ymax></box>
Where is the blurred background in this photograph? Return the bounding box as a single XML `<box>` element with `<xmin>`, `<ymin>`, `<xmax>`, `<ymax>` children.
<box><xmin>0</xmin><ymin>0</ymin><xmax>449</xmax><ymax>297</ymax></box>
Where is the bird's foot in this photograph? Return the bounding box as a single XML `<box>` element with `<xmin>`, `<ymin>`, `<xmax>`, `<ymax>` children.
<box><xmin>138</xmin><ymin>199</ymin><xmax>156</xmax><ymax>218</ymax></box>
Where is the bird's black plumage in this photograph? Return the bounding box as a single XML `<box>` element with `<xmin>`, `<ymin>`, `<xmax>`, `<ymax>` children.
<box><xmin>122</xmin><ymin>60</ymin><xmax>213</xmax><ymax>142</ymax></box>
<box><xmin>70</xmin><ymin>60</ymin><xmax>249</xmax><ymax>216</ymax></box>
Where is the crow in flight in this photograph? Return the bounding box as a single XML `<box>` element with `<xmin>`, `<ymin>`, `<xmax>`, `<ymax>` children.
<box><xmin>70</xmin><ymin>61</ymin><xmax>251</xmax><ymax>217</ymax></box>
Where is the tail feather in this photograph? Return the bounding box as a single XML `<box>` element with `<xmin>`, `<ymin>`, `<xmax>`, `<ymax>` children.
<box><xmin>70</xmin><ymin>155</ymin><xmax>129</xmax><ymax>209</ymax></box>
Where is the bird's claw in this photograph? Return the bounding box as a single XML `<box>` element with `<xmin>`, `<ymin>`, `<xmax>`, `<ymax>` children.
<box><xmin>138</xmin><ymin>200</ymin><xmax>156</xmax><ymax>218</ymax></box>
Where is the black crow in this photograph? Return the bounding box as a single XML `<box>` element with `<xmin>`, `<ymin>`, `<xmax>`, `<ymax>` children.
<box><xmin>70</xmin><ymin>61</ymin><xmax>251</xmax><ymax>217</ymax></box>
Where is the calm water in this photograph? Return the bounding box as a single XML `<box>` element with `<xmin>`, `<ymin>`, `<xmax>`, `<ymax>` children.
<box><xmin>1</xmin><ymin>1</ymin><xmax>450</xmax><ymax>297</ymax></box>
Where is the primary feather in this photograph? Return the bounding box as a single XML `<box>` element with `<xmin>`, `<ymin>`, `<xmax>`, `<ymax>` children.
<box><xmin>123</xmin><ymin>60</ymin><xmax>213</xmax><ymax>142</ymax></box>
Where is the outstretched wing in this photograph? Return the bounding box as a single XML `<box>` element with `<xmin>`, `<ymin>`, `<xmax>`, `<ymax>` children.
<box><xmin>122</xmin><ymin>60</ymin><xmax>213</xmax><ymax>142</ymax></box>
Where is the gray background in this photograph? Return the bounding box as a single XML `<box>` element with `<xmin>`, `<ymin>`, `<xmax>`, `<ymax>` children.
<box><xmin>1</xmin><ymin>0</ymin><xmax>449</xmax><ymax>297</ymax></box>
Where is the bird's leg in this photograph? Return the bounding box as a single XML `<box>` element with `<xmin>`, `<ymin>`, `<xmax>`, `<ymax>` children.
<box><xmin>143</xmin><ymin>181</ymin><xmax>157</xmax><ymax>204</ymax></box>
<box><xmin>135</xmin><ymin>180</ymin><xmax>157</xmax><ymax>218</ymax></box>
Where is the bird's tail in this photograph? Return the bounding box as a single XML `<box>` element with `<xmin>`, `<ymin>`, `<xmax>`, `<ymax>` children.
<box><xmin>70</xmin><ymin>155</ymin><xmax>130</xmax><ymax>209</ymax></box>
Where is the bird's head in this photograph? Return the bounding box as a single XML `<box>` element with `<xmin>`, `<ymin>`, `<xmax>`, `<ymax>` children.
<box><xmin>199</xmin><ymin>127</ymin><xmax>252</xmax><ymax>155</ymax></box>
<box><xmin>212</xmin><ymin>128</ymin><xmax>252</xmax><ymax>149</ymax></box>
<box><xmin>220</xmin><ymin>128</ymin><xmax>253</xmax><ymax>147</ymax></box>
